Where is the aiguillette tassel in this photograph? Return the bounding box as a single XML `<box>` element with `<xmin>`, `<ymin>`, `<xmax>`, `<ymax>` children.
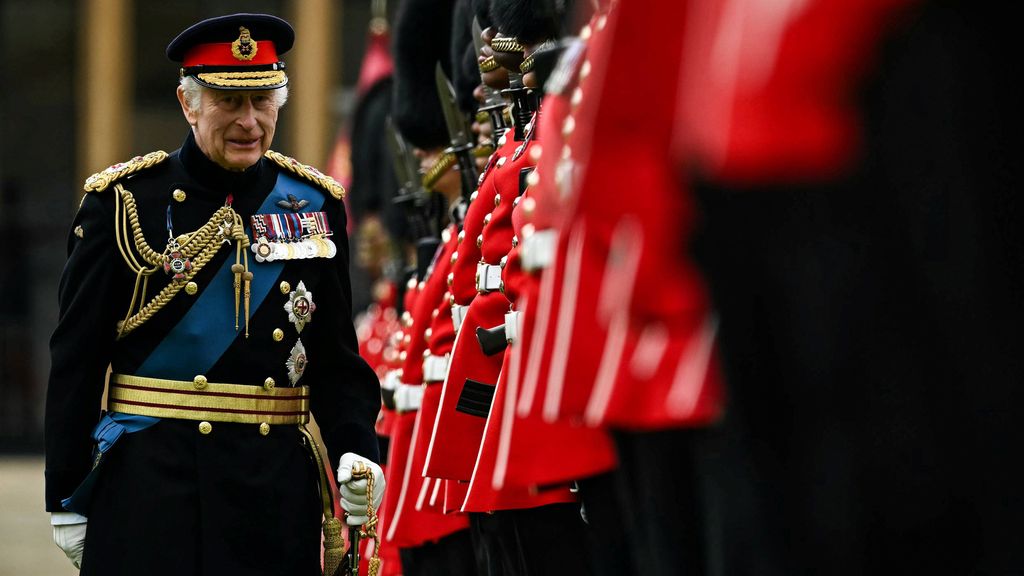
<box><xmin>231</xmin><ymin>260</ymin><xmax>244</xmax><ymax>331</ymax></box>
<box><xmin>242</xmin><ymin>252</ymin><xmax>252</xmax><ymax>338</ymax></box>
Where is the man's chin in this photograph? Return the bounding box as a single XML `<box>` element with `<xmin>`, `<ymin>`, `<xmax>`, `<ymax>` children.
<box><xmin>220</xmin><ymin>152</ymin><xmax>262</xmax><ymax>172</ymax></box>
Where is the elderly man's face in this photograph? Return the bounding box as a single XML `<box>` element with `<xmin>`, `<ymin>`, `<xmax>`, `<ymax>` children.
<box><xmin>178</xmin><ymin>86</ymin><xmax>279</xmax><ymax>171</ymax></box>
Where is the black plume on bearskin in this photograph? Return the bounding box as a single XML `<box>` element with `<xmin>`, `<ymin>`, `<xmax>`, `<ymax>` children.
<box><xmin>393</xmin><ymin>0</ymin><xmax>457</xmax><ymax>150</ymax></box>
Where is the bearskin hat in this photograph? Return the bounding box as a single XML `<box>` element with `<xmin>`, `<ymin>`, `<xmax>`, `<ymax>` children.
<box><xmin>450</xmin><ymin>0</ymin><xmax>483</xmax><ymax>113</ymax></box>
<box><xmin>489</xmin><ymin>0</ymin><xmax>567</xmax><ymax>45</ymax></box>
<box><xmin>393</xmin><ymin>0</ymin><xmax>458</xmax><ymax>149</ymax></box>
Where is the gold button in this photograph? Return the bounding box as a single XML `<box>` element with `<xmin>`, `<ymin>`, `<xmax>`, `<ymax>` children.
<box><xmin>432</xmin><ymin>308</ymin><xmax>440</xmax><ymax>319</ymax></box>
<box><xmin>494</xmin><ymin>194</ymin><xmax>501</xmax><ymax>208</ymax></box>
<box><xmin>496</xmin><ymin>157</ymin><xmax>507</xmax><ymax>168</ymax></box>
<box><xmin>198</xmin><ymin>421</ymin><xmax>212</xmax><ymax>434</ymax></box>
<box><xmin>483</xmin><ymin>213</ymin><xmax>492</xmax><ymax>226</ymax></box>
<box><xmin>470</xmin><ymin>190</ymin><xmax>479</xmax><ymax>202</ymax></box>
<box><xmin>264</xmin><ymin>377</ymin><xmax>275</xmax><ymax>391</ymax></box>
<box><xmin>512</xmin><ymin>235</ymin><xmax>519</xmax><ymax>248</ymax></box>
<box><xmin>476</xmin><ymin>234</ymin><xmax>484</xmax><ymax>248</ymax></box>
<box><xmin>526</xmin><ymin>171</ymin><xmax>540</xmax><ymax>187</ymax></box>
<box><xmin>449</xmin><ymin>294</ymin><xmax>456</xmax><ymax>306</ymax></box>
<box><xmin>185</xmin><ymin>281</ymin><xmax>198</xmax><ymax>295</ymax></box>
<box><xmin>399</xmin><ymin>350</ymin><xmax>407</xmax><ymax>362</ymax></box>
<box><xmin>425</xmin><ymin>328</ymin><xmax>433</xmax><ymax>342</ymax></box>
<box><xmin>458</xmin><ymin>230</ymin><xmax>465</xmax><ymax>243</ymax></box>
<box><xmin>193</xmin><ymin>375</ymin><xmax>208</xmax><ymax>390</ymax></box>
<box><xmin>450</xmin><ymin>251</ymin><xmax>459</xmax><ymax>265</ymax></box>
<box><xmin>447</xmin><ymin>272</ymin><xmax>454</xmax><ymax>287</ymax></box>
<box><xmin>74</xmin><ymin>225</ymin><xmax>84</xmax><ymax>238</ymax></box>
<box><xmin>279</xmin><ymin>281</ymin><xmax>291</xmax><ymax>294</ymax></box>
<box><xmin>272</xmin><ymin>328</ymin><xmax>285</xmax><ymax>341</ymax></box>
<box><xmin>259</xmin><ymin>423</ymin><xmax>271</xmax><ymax>436</ymax></box>
<box><xmin>172</xmin><ymin>189</ymin><xmax>186</xmax><ymax>202</ymax></box>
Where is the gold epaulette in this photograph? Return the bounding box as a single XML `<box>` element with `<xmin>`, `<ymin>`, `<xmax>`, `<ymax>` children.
<box><xmin>84</xmin><ymin>151</ymin><xmax>169</xmax><ymax>193</ymax></box>
<box><xmin>264</xmin><ymin>150</ymin><xmax>345</xmax><ymax>200</ymax></box>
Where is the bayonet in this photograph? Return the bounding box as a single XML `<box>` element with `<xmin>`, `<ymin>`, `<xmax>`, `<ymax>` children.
<box><xmin>435</xmin><ymin>62</ymin><xmax>480</xmax><ymax>199</ymax></box>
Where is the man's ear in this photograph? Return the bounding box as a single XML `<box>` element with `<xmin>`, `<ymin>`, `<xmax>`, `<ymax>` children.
<box><xmin>177</xmin><ymin>85</ymin><xmax>198</xmax><ymax>127</ymax></box>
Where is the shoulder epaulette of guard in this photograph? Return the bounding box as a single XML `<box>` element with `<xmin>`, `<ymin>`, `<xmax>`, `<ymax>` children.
<box><xmin>264</xmin><ymin>150</ymin><xmax>346</xmax><ymax>200</ymax></box>
<box><xmin>84</xmin><ymin>151</ymin><xmax>169</xmax><ymax>193</ymax></box>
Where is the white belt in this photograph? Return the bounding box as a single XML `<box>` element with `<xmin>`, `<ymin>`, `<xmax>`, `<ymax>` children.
<box><xmin>504</xmin><ymin>311</ymin><xmax>522</xmax><ymax>344</ymax></box>
<box><xmin>451</xmin><ymin>304</ymin><xmax>469</xmax><ymax>332</ymax></box>
<box><xmin>476</xmin><ymin>262</ymin><xmax>504</xmax><ymax>293</ymax></box>
<box><xmin>422</xmin><ymin>353</ymin><xmax>450</xmax><ymax>382</ymax></box>
<box><xmin>394</xmin><ymin>383</ymin><xmax>424</xmax><ymax>412</ymax></box>
<box><xmin>381</xmin><ymin>369</ymin><xmax>402</xmax><ymax>391</ymax></box>
<box><xmin>521</xmin><ymin>229</ymin><xmax>556</xmax><ymax>271</ymax></box>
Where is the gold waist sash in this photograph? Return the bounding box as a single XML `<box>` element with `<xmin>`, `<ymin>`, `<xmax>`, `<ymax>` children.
<box><xmin>108</xmin><ymin>374</ymin><xmax>310</xmax><ymax>425</ymax></box>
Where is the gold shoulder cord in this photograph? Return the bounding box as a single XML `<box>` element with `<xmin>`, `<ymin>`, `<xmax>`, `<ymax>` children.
<box><xmin>264</xmin><ymin>150</ymin><xmax>346</xmax><ymax>200</ymax></box>
<box><xmin>113</xmin><ymin>185</ymin><xmax>250</xmax><ymax>339</ymax></box>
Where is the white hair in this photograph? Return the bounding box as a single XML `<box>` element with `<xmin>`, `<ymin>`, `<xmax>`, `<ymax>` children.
<box><xmin>179</xmin><ymin>76</ymin><xmax>289</xmax><ymax>111</ymax></box>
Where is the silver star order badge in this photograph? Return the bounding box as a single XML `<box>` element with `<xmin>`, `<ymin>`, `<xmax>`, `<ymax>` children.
<box><xmin>284</xmin><ymin>281</ymin><xmax>317</xmax><ymax>333</ymax></box>
<box><xmin>286</xmin><ymin>339</ymin><xmax>308</xmax><ymax>385</ymax></box>
<box><xmin>218</xmin><ymin>218</ymin><xmax>234</xmax><ymax>245</ymax></box>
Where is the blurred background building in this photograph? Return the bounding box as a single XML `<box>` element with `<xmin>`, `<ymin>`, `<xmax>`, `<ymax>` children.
<box><xmin>0</xmin><ymin>0</ymin><xmax>392</xmax><ymax>453</ymax></box>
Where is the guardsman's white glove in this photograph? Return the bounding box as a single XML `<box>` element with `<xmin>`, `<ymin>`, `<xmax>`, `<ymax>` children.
<box><xmin>336</xmin><ymin>452</ymin><xmax>385</xmax><ymax>526</ymax></box>
<box><xmin>51</xmin><ymin>512</ymin><xmax>88</xmax><ymax>569</ymax></box>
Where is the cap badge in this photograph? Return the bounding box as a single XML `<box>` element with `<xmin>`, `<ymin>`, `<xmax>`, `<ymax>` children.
<box><xmin>231</xmin><ymin>26</ymin><xmax>258</xmax><ymax>61</ymax></box>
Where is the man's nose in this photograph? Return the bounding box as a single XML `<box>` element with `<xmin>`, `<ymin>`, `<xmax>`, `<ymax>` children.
<box><xmin>236</xmin><ymin>99</ymin><xmax>258</xmax><ymax>129</ymax></box>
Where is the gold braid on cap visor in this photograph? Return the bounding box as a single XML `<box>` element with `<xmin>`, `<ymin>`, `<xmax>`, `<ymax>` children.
<box><xmin>196</xmin><ymin>70</ymin><xmax>287</xmax><ymax>88</ymax></box>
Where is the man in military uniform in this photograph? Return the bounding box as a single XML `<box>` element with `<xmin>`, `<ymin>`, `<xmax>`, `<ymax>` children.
<box><xmin>45</xmin><ymin>14</ymin><xmax>384</xmax><ymax>575</ymax></box>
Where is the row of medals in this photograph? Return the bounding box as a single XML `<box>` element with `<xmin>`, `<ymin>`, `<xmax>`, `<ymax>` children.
<box><xmin>252</xmin><ymin>235</ymin><xmax>337</xmax><ymax>263</ymax></box>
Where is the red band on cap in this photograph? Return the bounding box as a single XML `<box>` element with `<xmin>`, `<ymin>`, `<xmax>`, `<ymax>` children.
<box><xmin>183</xmin><ymin>41</ymin><xmax>280</xmax><ymax>67</ymax></box>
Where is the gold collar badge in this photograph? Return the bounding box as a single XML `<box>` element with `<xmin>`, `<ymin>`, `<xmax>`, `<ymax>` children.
<box><xmin>231</xmin><ymin>26</ymin><xmax>258</xmax><ymax>61</ymax></box>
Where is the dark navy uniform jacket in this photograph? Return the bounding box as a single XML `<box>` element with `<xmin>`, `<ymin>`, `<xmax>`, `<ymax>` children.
<box><xmin>45</xmin><ymin>132</ymin><xmax>381</xmax><ymax>575</ymax></box>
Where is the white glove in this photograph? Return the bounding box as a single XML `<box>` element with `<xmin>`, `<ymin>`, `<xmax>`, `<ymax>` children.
<box><xmin>51</xmin><ymin>513</ymin><xmax>88</xmax><ymax>569</ymax></box>
<box><xmin>394</xmin><ymin>383</ymin><xmax>424</xmax><ymax>412</ymax></box>
<box><xmin>336</xmin><ymin>452</ymin><xmax>385</xmax><ymax>526</ymax></box>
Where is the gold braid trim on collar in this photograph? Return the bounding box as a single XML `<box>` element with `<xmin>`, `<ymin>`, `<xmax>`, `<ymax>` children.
<box><xmin>84</xmin><ymin>151</ymin><xmax>169</xmax><ymax>193</ymax></box>
<box><xmin>264</xmin><ymin>150</ymin><xmax>346</xmax><ymax>199</ymax></box>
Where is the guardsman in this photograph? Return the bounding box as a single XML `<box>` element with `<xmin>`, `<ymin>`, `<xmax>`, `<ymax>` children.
<box><xmin>46</xmin><ymin>14</ymin><xmax>383</xmax><ymax>575</ymax></box>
